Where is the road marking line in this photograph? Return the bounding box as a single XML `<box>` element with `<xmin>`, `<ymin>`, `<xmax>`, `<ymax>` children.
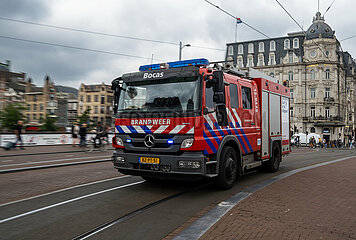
<box><xmin>1</xmin><ymin>160</ymin><xmax>14</xmax><ymax>163</ymax></box>
<box><xmin>0</xmin><ymin>175</ymin><xmax>130</xmax><ymax>207</ymax></box>
<box><xmin>0</xmin><ymin>180</ymin><xmax>145</xmax><ymax>224</ymax></box>
<box><xmin>0</xmin><ymin>155</ymin><xmax>110</xmax><ymax>168</ymax></box>
<box><xmin>173</xmin><ymin>155</ymin><xmax>356</xmax><ymax>240</ymax></box>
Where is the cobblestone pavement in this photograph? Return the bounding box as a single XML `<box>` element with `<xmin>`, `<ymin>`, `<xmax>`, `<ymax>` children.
<box><xmin>200</xmin><ymin>158</ymin><xmax>356</xmax><ymax>240</ymax></box>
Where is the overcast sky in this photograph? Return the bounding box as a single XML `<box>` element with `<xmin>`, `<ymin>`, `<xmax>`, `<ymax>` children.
<box><xmin>0</xmin><ymin>0</ymin><xmax>355</xmax><ymax>88</ymax></box>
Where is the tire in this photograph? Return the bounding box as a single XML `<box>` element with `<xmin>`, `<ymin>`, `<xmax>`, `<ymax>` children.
<box><xmin>100</xmin><ymin>142</ymin><xmax>108</xmax><ymax>152</ymax></box>
<box><xmin>216</xmin><ymin>146</ymin><xmax>239</xmax><ymax>190</ymax></box>
<box><xmin>85</xmin><ymin>142</ymin><xmax>94</xmax><ymax>153</ymax></box>
<box><xmin>264</xmin><ymin>142</ymin><xmax>281</xmax><ymax>172</ymax></box>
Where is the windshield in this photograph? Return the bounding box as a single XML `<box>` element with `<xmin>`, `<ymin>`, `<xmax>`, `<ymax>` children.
<box><xmin>118</xmin><ymin>76</ymin><xmax>201</xmax><ymax>114</ymax></box>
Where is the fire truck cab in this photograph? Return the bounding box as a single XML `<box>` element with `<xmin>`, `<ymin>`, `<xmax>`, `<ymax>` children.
<box><xmin>111</xmin><ymin>58</ymin><xmax>290</xmax><ymax>189</ymax></box>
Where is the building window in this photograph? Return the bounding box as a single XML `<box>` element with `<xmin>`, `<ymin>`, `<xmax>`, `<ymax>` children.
<box><xmin>284</xmin><ymin>39</ymin><xmax>290</xmax><ymax>49</ymax></box>
<box><xmin>80</xmin><ymin>95</ymin><xmax>84</xmax><ymax>102</ymax></box>
<box><xmin>325</xmin><ymin>88</ymin><xmax>330</xmax><ymax>98</ymax></box>
<box><xmin>310</xmin><ymin>127</ymin><xmax>315</xmax><ymax>133</ymax></box>
<box><xmin>293</xmin><ymin>38</ymin><xmax>299</xmax><ymax>48</ymax></box>
<box><xmin>248</xmin><ymin>43</ymin><xmax>254</xmax><ymax>53</ymax></box>
<box><xmin>80</xmin><ymin>106</ymin><xmax>83</xmax><ymax>114</ymax></box>
<box><xmin>311</xmin><ymin>106</ymin><xmax>316</xmax><ymax>117</ymax></box>
<box><xmin>310</xmin><ymin>69</ymin><xmax>316</xmax><ymax>80</ymax></box>
<box><xmin>33</xmin><ymin>114</ymin><xmax>37</xmax><ymax>120</ymax></box>
<box><xmin>87</xmin><ymin>95</ymin><xmax>91</xmax><ymax>102</ymax></box>
<box><xmin>94</xmin><ymin>106</ymin><xmax>98</xmax><ymax>114</ymax></box>
<box><xmin>258</xmin><ymin>42</ymin><xmax>264</xmax><ymax>52</ymax></box>
<box><xmin>238</xmin><ymin>44</ymin><xmax>243</xmax><ymax>54</ymax></box>
<box><xmin>325</xmin><ymin>107</ymin><xmax>330</xmax><ymax>118</ymax></box>
<box><xmin>290</xmin><ymin>89</ymin><xmax>294</xmax><ymax>99</ymax></box>
<box><xmin>228</xmin><ymin>46</ymin><xmax>234</xmax><ymax>55</ymax></box>
<box><xmin>258</xmin><ymin>55</ymin><xmax>264</xmax><ymax>66</ymax></box>
<box><xmin>33</xmin><ymin>104</ymin><xmax>37</xmax><ymax>111</ymax></box>
<box><xmin>95</xmin><ymin>95</ymin><xmax>99</xmax><ymax>102</ymax></box>
<box><xmin>101</xmin><ymin>96</ymin><xmax>105</xmax><ymax>104</ymax></box>
<box><xmin>288</xmin><ymin>53</ymin><xmax>293</xmax><ymax>63</ymax></box>
<box><xmin>247</xmin><ymin>57</ymin><xmax>253</xmax><ymax>67</ymax></box>
<box><xmin>290</xmin><ymin>107</ymin><xmax>294</xmax><ymax>118</ymax></box>
<box><xmin>241</xmin><ymin>86</ymin><xmax>252</xmax><ymax>109</ymax></box>
<box><xmin>100</xmin><ymin>106</ymin><xmax>105</xmax><ymax>114</ymax></box>
<box><xmin>237</xmin><ymin>58</ymin><xmax>243</xmax><ymax>68</ymax></box>
<box><xmin>270</xmin><ymin>41</ymin><xmax>276</xmax><ymax>51</ymax></box>
<box><xmin>269</xmin><ymin>54</ymin><xmax>275</xmax><ymax>65</ymax></box>
<box><xmin>33</xmin><ymin>95</ymin><xmax>37</xmax><ymax>102</ymax></box>
<box><xmin>310</xmin><ymin>88</ymin><xmax>316</xmax><ymax>98</ymax></box>
<box><xmin>288</xmin><ymin>71</ymin><xmax>294</xmax><ymax>81</ymax></box>
<box><xmin>325</xmin><ymin>69</ymin><xmax>330</xmax><ymax>79</ymax></box>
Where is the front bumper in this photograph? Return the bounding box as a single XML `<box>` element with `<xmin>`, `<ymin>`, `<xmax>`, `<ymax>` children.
<box><xmin>112</xmin><ymin>149</ymin><xmax>208</xmax><ymax>180</ymax></box>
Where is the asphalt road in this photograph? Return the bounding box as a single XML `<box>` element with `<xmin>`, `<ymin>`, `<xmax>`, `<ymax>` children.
<box><xmin>0</xmin><ymin>147</ymin><xmax>355</xmax><ymax>240</ymax></box>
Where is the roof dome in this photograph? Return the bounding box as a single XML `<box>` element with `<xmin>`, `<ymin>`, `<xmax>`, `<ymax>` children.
<box><xmin>306</xmin><ymin>12</ymin><xmax>334</xmax><ymax>40</ymax></box>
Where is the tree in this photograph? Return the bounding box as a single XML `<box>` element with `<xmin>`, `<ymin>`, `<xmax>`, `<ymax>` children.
<box><xmin>0</xmin><ymin>104</ymin><xmax>25</xmax><ymax>130</ymax></box>
<box><xmin>77</xmin><ymin>108</ymin><xmax>91</xmax><ymax>124</ymax></box>
<box><xmin>40</xmin><ymin>114</ymin><xmax>58</xmax><ymax>131</ymax></box>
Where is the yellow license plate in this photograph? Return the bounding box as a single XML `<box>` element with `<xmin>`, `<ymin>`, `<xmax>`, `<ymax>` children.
<box><xmin>139</xmin><ymin>157</ymin><xmax>160</xmax><ymax>164</ymax></box>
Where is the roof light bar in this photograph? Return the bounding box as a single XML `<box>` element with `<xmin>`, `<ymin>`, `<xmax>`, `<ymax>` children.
<box><xmin>139</xmin><ymin>58</ymin><xmax>209</xmax><ymax>71</ymax></box>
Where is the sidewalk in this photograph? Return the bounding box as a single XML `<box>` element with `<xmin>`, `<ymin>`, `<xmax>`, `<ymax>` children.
<box><xmin>0</xmin><ymin>145</ymin><xmax>84</xmax><ymax>157</ymax></box>
<box><xmin>201</xmin><ymin>158</ymin><xmax>356</xmax><ymax>240</ymax></box>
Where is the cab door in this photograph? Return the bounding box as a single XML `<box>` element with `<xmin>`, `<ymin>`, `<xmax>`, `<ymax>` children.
<box><xmin>234</xmin><ymin>81</ymin><xmax>258</xmax><ymax>153</ymax></box>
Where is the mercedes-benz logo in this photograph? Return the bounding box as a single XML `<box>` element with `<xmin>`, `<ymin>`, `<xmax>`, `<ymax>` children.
<box><xmin>144</xmin><ymin>134</ymin><xmax>155</xmax><ymax>148</ymax></box>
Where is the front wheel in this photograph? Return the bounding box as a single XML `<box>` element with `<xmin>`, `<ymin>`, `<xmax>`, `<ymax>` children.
<box><xmin>85</xmin><ymin>142</ymin><xmax>94</xmax><ymax>153</ymax></box>
<box><xmin>216</xmin><ymin>146</ymin><xmax>239</xmax><ymax>190</ymax></box>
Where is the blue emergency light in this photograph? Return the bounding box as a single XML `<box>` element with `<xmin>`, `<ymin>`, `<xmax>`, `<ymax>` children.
<box><xmin>139</xmin><ymin>58</ymin><xmax>209</xmax><ymax>72</ymax></box>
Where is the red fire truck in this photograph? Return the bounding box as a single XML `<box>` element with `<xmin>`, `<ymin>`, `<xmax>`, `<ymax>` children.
<box><xmin>111</xmin><ymin>58</ymin><xmax>290</xmax><ymax>189</ymax></box>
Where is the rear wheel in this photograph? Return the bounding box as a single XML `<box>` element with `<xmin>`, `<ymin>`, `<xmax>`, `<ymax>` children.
<box><xmin>216</xmin><ymin>146</ymin><xmax>238</xmax><ymax>189</ymax></box>
<box><xmin>263</xmin><ymin>142</ymin><xmax>281</xmax><ymax>172</ymax></box>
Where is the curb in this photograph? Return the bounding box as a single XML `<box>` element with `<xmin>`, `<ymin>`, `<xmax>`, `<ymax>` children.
<box><xmin>173</xmin><ymin>155</ymin><xmax>356</xmax><ymax>240</ymax></box>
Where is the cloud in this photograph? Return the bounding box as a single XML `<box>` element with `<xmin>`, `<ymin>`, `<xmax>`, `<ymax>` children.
<box><xmin>0</xmin><ymin>0</ymin><xmax>354</xmax><ymax>89</ymax></box>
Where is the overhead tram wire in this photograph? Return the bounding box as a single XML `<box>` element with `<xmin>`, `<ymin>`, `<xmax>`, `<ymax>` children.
<box><xmin>0</xmin><ymin>35</ymin><xmax>165</xmax><ymax>61</ymax></box>
<box><xmin>202</xmin><ymin>0</ymin><xmax>314</xmax><ymax>65</ymax></box>
<box><xmin>340</xmin><ymin>34</ymin><xmax>356</xmax><ymax>42</ymax></box>
<box><xmin>0</xmin><ymin>16</ymin><xmax>177</xmax><ymax>46</ymax></box>
<box><xmin>0</xmin><ymin>16</ymin><xmax>225</xmax><ymax>52</ymax></box>
<box><xmin>323</xmin><ymin>0</ymin><xmax>336</xmax><ymax>16</ymax></box>
<box><xmin>274</xmin><ymin>0</ymin><xmax>335</xmax><ymax>64</ymax></box>
<box><xmin>202</xmin><ymin>0</ymin><xmax>340</xmax><ymax>82</ymax></box>
<box><xmin>274</xmin><ymin>0</ymin><xmax>342</xmax><ymax>81</ymax></box>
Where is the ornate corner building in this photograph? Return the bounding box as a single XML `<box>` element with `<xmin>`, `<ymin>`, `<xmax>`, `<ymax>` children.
<box><xmin>226</xmin><ymin>12</ymin><xmax>356</xmax><ymax>143</ymax></box>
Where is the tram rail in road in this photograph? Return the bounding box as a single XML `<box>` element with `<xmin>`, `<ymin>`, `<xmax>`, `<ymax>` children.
<box><xmin>0</xmin><ymin>155</ymin><xmax>112</xmax><ymax>174</ymax></box>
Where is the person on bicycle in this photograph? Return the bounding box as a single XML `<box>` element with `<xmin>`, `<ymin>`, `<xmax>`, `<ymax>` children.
<box><xmin>94</xmin><ymin>122</ymin><xmax>104</xmax><ymax>148</ymax></box>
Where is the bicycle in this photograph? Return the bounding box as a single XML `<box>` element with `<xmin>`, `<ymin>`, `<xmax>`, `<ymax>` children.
<box><xmin>85</xmin><ymin>136</ymin><xmax>108</xmax><ymax>152</ymax></box>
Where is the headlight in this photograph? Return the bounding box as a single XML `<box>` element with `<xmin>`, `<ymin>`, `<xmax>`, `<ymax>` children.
<box><xmin>181</xmin><ymin>138</ymin><xmax>194</xmax><ymax>149</ymax></box>
<box><xmin>116</xmin><ymin>136</ymin><xmax>124</xmax><ymax>146</ymax></box>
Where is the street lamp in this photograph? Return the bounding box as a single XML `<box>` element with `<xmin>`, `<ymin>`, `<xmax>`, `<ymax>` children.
<box><xmin>179</xmin><ymin>41</ymin><xmax>191</xmax><ymax>61</ymax></box>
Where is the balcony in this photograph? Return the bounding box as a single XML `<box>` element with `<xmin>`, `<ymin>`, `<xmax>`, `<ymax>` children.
<box><xmin>302</xmin><ymin>115</ymin><xmax>344</xmax><ymax>126</ymax></box>
<box><xmin>324</xmin><ymin>97</ymin><xmax>335</xmax><ymax>102</ymax></box>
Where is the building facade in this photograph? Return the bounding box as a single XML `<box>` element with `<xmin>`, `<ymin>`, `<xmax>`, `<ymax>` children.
<box><xmin>78</xmin><ymin>83</ymin><xmax>113</xmax><ymax>126</ymax></box>
<box><xmin>0</xmin><ymin>60</ymin><xmax>26</xmax><ymax>111</ymax></box>
<box><xmin>226</xmin><ymin>12</ymin><xmax>356</xmax><ymax>143</ymax></box>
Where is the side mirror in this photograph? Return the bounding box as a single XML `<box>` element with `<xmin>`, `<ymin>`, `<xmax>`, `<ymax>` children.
<box><xmin>216</xmin><ymin>104</ymin><xmax>228</xmax><ymax>126</ymax></box>
<box><xmin>212</xmin><ymin>71</ymin><xmax>225</xmax><ymax>104</ymax></box>
<box><xmin>111</xmin><ymin>77</ymin><xmax>123</xmax><ymax>114</ymax></box>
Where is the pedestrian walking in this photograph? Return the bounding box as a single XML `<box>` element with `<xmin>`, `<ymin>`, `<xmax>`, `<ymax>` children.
<box><xmin>14</xmin><ymin>120</ymin><xmax>25</xmax><ymax>150</ymax></box>
<box><xmin>71</xmin><ymin>122</ymin><xmax>80</xmax><ymax>147</ymax></box>
<box><xmin>79</xmin><ymin>123</ymin><xmax>87</xmax><ymax>148</ymax></box>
